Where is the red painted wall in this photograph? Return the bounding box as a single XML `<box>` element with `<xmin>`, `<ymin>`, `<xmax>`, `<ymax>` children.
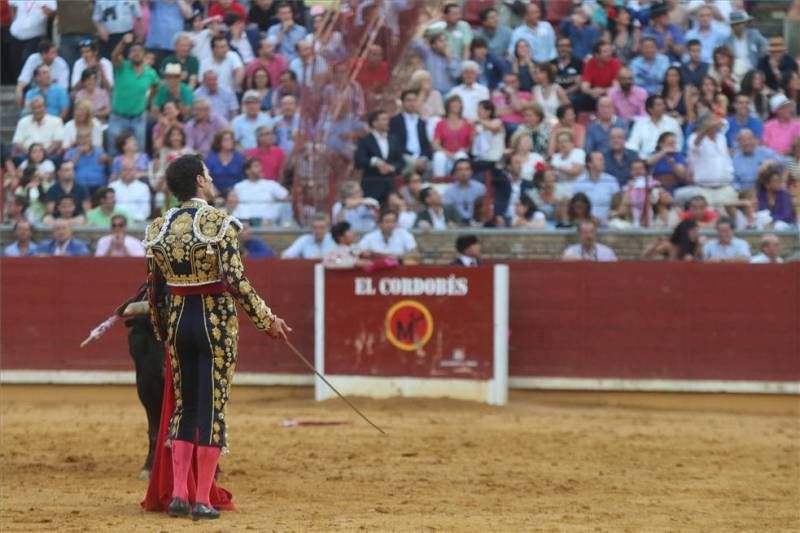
<box><xmin>2</xmin><ymin>259</ymin><xmax>798</xmax><ymax>382</ymax></box>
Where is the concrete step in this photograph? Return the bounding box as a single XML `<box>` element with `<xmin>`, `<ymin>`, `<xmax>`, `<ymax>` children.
<box><xmin>1</xmin><ymin>84</ymin><xmax>20</xmax><ymax>144</ymax></box>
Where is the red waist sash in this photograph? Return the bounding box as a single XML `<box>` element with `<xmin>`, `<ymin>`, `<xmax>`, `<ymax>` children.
<box><xmin>168</xmin><ymin>282</ymin><xmax>226</xmax><ymax>296</ymax></box>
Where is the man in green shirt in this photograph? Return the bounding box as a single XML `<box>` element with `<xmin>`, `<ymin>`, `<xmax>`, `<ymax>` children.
<box><xmin>151</xmin><ymin>63</ymin><xmax>194</xmax><ymax>119</ymax></box>
<box><xmin>159</xmin><ymin>32</ymin><xmax>199</xmax><ymax>89</ymax></box>
<box><xmin>86</xmin><ymin>187</ymin><xmax>131</xmax><ymax>228</ymax></box>
<box><xmin>107</xmin><ymin>33</ymin><xmax>160</xmax><ymax>156</ymax></box>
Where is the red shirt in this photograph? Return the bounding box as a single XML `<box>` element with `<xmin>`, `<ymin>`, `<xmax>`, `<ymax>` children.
<box><xmin>245</xmin><ymin>145</ymin><xmax>285</xmax><ymax>181</ymax></box>
<box><xmin>355</xmin><ymin>60</ymin><xmax>390</xmax><ymax>93</ymax></box>
<box><xmin>209</xmin><ymin>1</ymin><xmax>247</xmax><ymax>22</ymax></box>
<box><xmin>681</xmin><ymin>209</ymin><xmax>718</xmax><ymax>224</ymax></box>
<box><xmin>581</xmin><ymin>57</ymin><xmax>622</xmax><ymax>89</ymax></box>
<box><xmin>434</xmin><ymin>119</ymin><xmax>474</xmax><ymax>153</ymax></box>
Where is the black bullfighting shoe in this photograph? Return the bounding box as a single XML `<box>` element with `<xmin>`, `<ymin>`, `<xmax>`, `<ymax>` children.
<box><xmin>191</xmin><ymin>503</ymin><xmax>220</xmax><ymax>520</ymax></box>
<box><xmin>167</xmin><ymin>497</ymin><xmax>191</xmax><ymax>517</ymax></box>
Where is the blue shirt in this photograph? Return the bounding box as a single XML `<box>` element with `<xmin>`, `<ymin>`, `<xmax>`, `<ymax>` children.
<box><xmin>205</xmin><ymin>150</ymin><xmax>245</xmax><ymax>191</ymax></box>
<box><xmin>24</xmin><ymin>85</ymin><xmax>70</xmax><ymax>117</ymax></box>
<box><xmin>725</xmin><ymin>115</ymin><xmax>764</xmax><ymax>148</ymax></box>
<box><xmin>231</xmin><ymin>113</ymin><xmax>274</xmax><ymax>151</ymax></box>
<box><xmin>584</xmin><ymin>118</ymin><xmax>628</xmax><ymax>154</ymax></box>
<box><xmin>571</xmin><ymin>172</ymin><xmax>621</xmax><ymax>223</ymax></box>
<box><xmin>266</xmin><ymin>23</ymin><xmax>307</xmax><ymax>62</ymax></box>
<box><xmin>508</xmin><ymin>22</ymin><xmax>557</xmax><ymax>62</ymax></box>
<box><xmin>65</xmin><ymin>147</ymin><xmax>108</xmax><ymax>188</ymax></box>
<box><xmin>474</xmin><ymin>26</ymin><xmax>512</xmax><ymax>59</ymax></box>
<box><xmin>642</xmin><ymin>24</ymin><xmax>686</xmax><ymax>60</ymax></box>
<box><xmin>685</xmin><ymin>23</ymin><xmax>730</xmax><ymax>63</ymax></box>
<box><xmin>680</xmin><ymin>61</ymin><xmax>709</xmax><ymax>88</ymax></box>
<box><xmin>273</xmin><ymin>114</ymin><xmax>300</xmax><ymax>154</ymax></box>
<box><xmin>281</xmin><ymin>233</ymin><xmax>335</xmax><ymax>259</ymax></box>
<box><xmin>732</xmin><ymin>146</ymin><xmax>782</xmax><ymax>191</ymax></box>
<box><xmin>243</xmin><ymin>238</ymin><xmax>274</xmax><ymax>258</ymax></box>
<box><xmin>443</xmin><ymin>180</ymin><xmax>487</xmax><ymax>222</ymax></box>
<box><xmin>3</xmin><ymin>241</ymin><xmax>38</xmax><ymax>257</ymax></box>
<box><xmin>603</xmin><ymin>148</ymin><xmax>638</xmax><ymax>187</ymax></box>
<box><xmin>630</xmin><ymin>54</ymin><xmax>671</xmax><ymax>95</ymax></box>
<box><xmin>145</xmin><ymin>0</ymin><xmax>186</xmax><ymax>51</ymax></box>
<box><xmin>411</xmin><ymin>39</ymin><xmax>461</xmax><ymax>94</ymax></box>
<box><xmin>559</xmin><ymin>21</ymin><xmax>600</xmax><ymax>60</ymax></box>
<box><xmin>193</xmin><ymin>85</ymin><xmax>239</xmax><ymax>119</ymax></box>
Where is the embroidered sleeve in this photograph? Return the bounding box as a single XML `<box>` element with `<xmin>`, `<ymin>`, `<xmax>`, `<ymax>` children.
<box><xmin>146</xmin><ymin>256</ymin><xmax>169</xmax><ymax>341</ymax></box>
<box><xmin>219</xmin><ymin>224</ymin><xmax>275</xmax><ymax>331</ymax></box>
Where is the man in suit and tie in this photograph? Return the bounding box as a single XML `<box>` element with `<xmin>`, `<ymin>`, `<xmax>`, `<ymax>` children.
<box><xmin>355</xmin><ymin>110</ymin><xmax>404</xmax><ymax>204</ymax></box>
<box><xmin>450</xmin><ymin>234</ymin><xmax>482</xmax><ymax>266</ymax></box>
<box><xmin>389</xmin><ymin>89</ymin><xmax>432</xmax><ymax>176</ymax></box>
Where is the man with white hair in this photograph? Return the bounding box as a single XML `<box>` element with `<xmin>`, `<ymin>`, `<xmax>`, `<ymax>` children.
<box><xmin>232</xmin><ymin>91</ymin><xmax>275</xmax><ymax>151</ymax></box>
<box><xmin>288</xmin><ymin>37</ymin><xmax>327</xmax><ymax>87</ymax></box>
<box><xmin>676</xmin><ymin>113</ymin><xmax>736</xmax><ymax>208</ymax></box>
<box><xmin>160</xmin><ymin>32</ymin><xmax>199</xmax><ymax>88</ymax></box>
<box><xmin>12</xmin><ymin>96</ymin><xmax>64</xmax><ymax>156</ymax></box>
<box><xmin>446</xmin><ymin>61</ymin><xmax>489</xmax><ymax>121</ymax></box>
<box><xmin>185</xmin><ymin>97</ymin><xmax>229</xmax><ymax>158</ymax></box>
<box><xmin>750</xmin><ymin>234</ymin><xmax>783</xmax><ymax>264</ymax></box>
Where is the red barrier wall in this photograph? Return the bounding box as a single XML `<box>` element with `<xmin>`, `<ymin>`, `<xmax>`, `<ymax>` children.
<box><xmin>0</xmin><ymin>259</ymin><xmax>315</xmax><ymax>374</ymax></box>
<box><xmin>2</xmin><ymin>259</ymin><xmax>798</xmax><ymax>382</ymax></box>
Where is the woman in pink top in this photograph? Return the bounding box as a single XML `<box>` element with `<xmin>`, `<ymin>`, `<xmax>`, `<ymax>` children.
<box><xmin>432</xmin><ymin>95</ymin><xmax>474</xmax><ymax>177</ymax></box>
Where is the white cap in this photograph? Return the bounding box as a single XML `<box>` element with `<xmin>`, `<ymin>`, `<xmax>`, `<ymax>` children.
<box><xmin>769</xmin><ymin>93</ymin><xmax>791</xmax><ymax>113</ymax></box>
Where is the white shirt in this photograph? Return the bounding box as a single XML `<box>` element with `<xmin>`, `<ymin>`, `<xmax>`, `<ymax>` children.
<box><xmin>233</xmin><ymin>178</ymin><xmax>288</xmax><ymax>223</ymax></box>
<box><xmin>230</xmin><ymin>34</ymin><xmax>254</xmax><ymax>63</ymax></box>
<box><xmin>18</xmin><ymin>53</ymin><xmax>70</xmax><ymax>88</ymax></box>
<box><xmin>70</xmin><ymin>57</ymin><xmax>115</xmax><ymax>89</ymax></box>
<box><xmin>94</xmin><ymin>234</ymin><xmax>145</xmax><ymax>257</ymax></box>
<box><xmin>562</xmin><ymin>243</ymin><xmax>617</xmax><ymax>262</ymax></box>
<box><xmin>370</xmin><ymin>132</ymin><xmax>389</xmax><ymax>165</ymax></box>
<box><xmin>281</xmin><ymin>233</ymin><xmax>335</xmax><ymax>259</ymax></box>
<box><xmin>688</xmin><ymin>132</ymin><xmax>733</xmax><ymax>187</ymax></box>
<box><xmin>12</xmin><ymin>114</ymin><xmax>64</xmax><ymax>149</ymax></box>
<box><xmin>447</xmin><ymin>82</ymin><xmax>490</xmax><ymax>121</ymax></box>
<box><xmin>10</xmin><ymin>0</ymin><xmax>56</xmax><ymax>40</ymax></box>
<box><xmin>402</xmin><ymin>112</ymin><xmax>421</xmax><ymax>157</ymax></box>
<box><xmin>702</xmin><ymin>238</ymin><xmax>751</xmax><ymax>261</ymax></box>
<box><xmin>455</xmin><ymin>254</ymin><xmax>479</xmax><ymax>266</ymax></box>
<box><xmin>190</xmin><ymin>29</ymin><xmax>214</xmax><ymax>66</ymax></box>
<box><xmin>358</xmin><ymin>228</ymin><xmax>417</xmax><ymax>257</ymax></box>
<box><xmin>199</xmin><ymin>51</ymin><xmax>244</xmax><ymax>92</ymax></box>
<box><xmin>550</xmin><ymin>148</ymin><xmax>586</xmax><ymax>182</ymax></box>
<box><xmin>750</xmin><ymin>253</ymin><xmax>783</xmax><ymax>264</ymax></box>
<box><xmin>109</xmin><ymin>179</ymin><xmax>151</xmax><ymax>222</ymax></box>
<box><xmin>62</xmin><ymin>118</ymin><xmax>105</xmax><ymax>149</ymax></box>
<box><xmin>626</xmin><ymin>115</ymin><xmax>684</xmax><ymax>158</ymax></box>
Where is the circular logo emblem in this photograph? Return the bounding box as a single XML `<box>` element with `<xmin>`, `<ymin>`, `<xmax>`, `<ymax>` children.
<box><xmin>385</xmin><ymin>300</ymin><xmax>434</xmax><ymax>351</ymax></box>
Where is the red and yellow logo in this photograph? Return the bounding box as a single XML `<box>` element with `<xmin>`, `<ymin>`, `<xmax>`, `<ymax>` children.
<box><xmin>385</xmin><ymin>300</ymin><xmax>434</xmax><ymax>351</ymax></box>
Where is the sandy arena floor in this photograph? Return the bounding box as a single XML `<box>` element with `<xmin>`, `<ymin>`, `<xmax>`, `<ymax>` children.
<box><xmin>0</xmin><ymin>385</ymin><xmax>798</xmax><ymax>532</ymax></box>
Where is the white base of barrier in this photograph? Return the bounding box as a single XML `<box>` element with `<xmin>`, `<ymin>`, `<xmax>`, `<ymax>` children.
<box><xmin>2</xmin><ymin>371</ymin><xmax>795</xmax><ymax>395</ymax></box>
<box><xmin>313</xmin><ymin>375</ymin><xmax>506</xmax><ymax>405</ymax></box>
<box><xmin>509</xmin><ymin>377</ymin><xmax>799</xmax><ymax>395</ymax></box>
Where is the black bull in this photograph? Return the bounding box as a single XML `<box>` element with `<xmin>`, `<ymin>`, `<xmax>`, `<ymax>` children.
<box><xmin>125</xmin><ymin>316</ymin><xmax>165</xmax><ymax>475</ymax></box>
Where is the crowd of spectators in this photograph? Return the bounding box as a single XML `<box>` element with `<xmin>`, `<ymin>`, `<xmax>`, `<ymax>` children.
<box><xmin>1</xmin><ymin>0</ymin><xmax>798</xmax><ymax>264</ymax></box>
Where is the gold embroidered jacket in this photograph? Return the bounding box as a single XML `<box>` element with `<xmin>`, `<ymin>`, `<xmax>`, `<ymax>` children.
<box><xmin>143</xmin><ymin>200</ymin><xmax>275</xmax><ymax>340</ymax></box>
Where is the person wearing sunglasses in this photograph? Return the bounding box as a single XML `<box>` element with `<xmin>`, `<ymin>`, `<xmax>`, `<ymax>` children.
<box><xmin>95</xmin><ymin>214</ymin><xmax>145</xmax><ymax>257</ymax></box>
